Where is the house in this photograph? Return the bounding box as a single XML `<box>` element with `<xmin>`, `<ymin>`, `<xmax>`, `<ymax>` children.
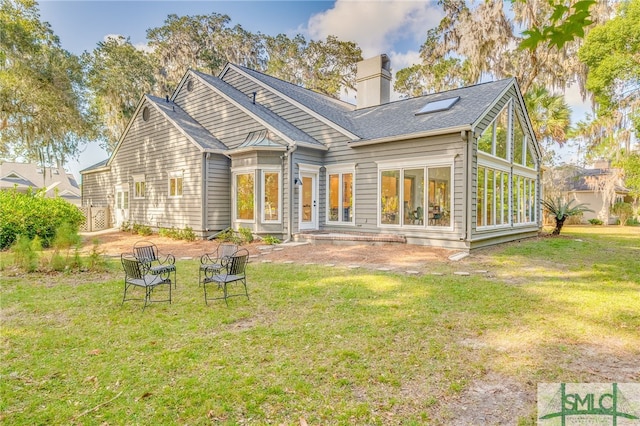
<box><xmin>81</xmin><ymin>55</ymin><xmax>542</xmax><ymax>250</ymax></box>
<box><xmin>1</xmin><ymin>161</ymin><xmax>81</xmax><ymax>206</ymax></box>
<box><xmin>548</xmin><ymin>161</ymin><xmax>631</xmax><ymax>224</ymax></box>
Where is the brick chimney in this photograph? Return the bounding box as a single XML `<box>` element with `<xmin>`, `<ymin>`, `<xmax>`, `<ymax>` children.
<box><xmin>356</xmin><ymin>54</ymin><xmax>391</xmax><ymax>109</ymax></box>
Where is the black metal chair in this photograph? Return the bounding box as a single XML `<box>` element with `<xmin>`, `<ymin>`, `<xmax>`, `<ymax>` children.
<box><xmin>199</xmin><ymin>243</ymin><xmax>238</xmax><ymax>287</ymax></box>
<box><xmin>202</xmin><ymin>248</ymin><xmax>249</xmax><ymax>306</ymax></box>
<box><xmin>121</xmin><ymin>253</ymin><xmax>172</xmax><ymax>309</ymax></box>
<box><xmin>133</xmin><ymin>241</ymin><xmax>177</xmax><ymax>288</ymax></box>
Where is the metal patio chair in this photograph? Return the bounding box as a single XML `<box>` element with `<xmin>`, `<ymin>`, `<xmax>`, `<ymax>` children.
<box><xmin>202</xmin><ymin>248</ymin><xmax>249</xmax><ymax>306</ymax></box>
<box><xmin>199</xmin><ymin>242</ymin><xmax>238</xmax><ymax>286</ymax></box>
<box><xmin>133</xmin><ymin>241</ymin><xmax>177</xmax><ymax>288</ymax></box>
<box><xmin>121</xmin><ymin>253</ymin><xmax>172</xmax><ymax>309</ymax></box>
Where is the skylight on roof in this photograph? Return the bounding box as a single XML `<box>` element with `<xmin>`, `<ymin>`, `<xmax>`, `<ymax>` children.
<box><xmin>416</xmin><ymin>96</ymin><xmax>460</xmax><ymax>115</ymax></box>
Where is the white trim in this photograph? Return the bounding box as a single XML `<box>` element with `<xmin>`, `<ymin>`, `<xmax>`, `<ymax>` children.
<box><xmin>376</xmin><ymin>154</ymin><xmax>455</xmax><ymax>169</ymax></box>
<box><xmin>376</xmin><ymin>161</ymin><xmax>454</xmax><ymax>231</ymax></box>
<box><xmin>261</xmin><ymin>169</ymin><xmax>282</xmax><ymax>224</ymax></box>
<box><xmin>477</xmin><ymin>152</ymin><xmax>511</xmax><ymax>173</ymax></box>
<box><xmin>168</xmin><ymin>170</ymin><xmax>184</xmax><ymax>198</ymax></box>
<box><xmin>351</xmin><ymin>125</ymin><xmax>470</xmax><ymax>148</ymax></box>
<box><xmin>132</xmin><ymin>174</ymin><xmax>146</xmax><ymax>199</ymax></box>
<box><xmin>298</xmin><ymin>163</ymin><xmax>321</xmax><ymax>173</ymax></box>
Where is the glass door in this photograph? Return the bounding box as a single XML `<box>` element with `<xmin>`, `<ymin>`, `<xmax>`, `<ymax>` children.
<box><xmin>299</xmin><ymin>172</ymin><xmax>317</xmax><ymax>230</ymax></box>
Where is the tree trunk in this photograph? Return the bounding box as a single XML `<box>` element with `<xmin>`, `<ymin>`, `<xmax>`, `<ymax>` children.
<box><xmin>553</xmin><ymin>216</ymin><xmax>566</xmax><ymax>235</ymax></box>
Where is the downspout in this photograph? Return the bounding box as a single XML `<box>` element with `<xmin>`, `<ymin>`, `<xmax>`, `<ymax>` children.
<box><xmin>465</xmin><ymin>130</ymin><xmax>474</xmax><ymax>246</ymax></box>
<box><xmin>202</xmin><ymin>153</ymin><xmax>208</xmax><ymax>237</ymax></box>
<box><xmin>282</xmin><ymin>143</ymin><xmax>298</xmax><ymax>243</ymax></box>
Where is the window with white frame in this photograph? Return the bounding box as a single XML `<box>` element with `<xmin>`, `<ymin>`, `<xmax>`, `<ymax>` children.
<box><xmin>326</xmin><ymin>165</ymin><xmax>354</xmax><ymax>224</ymax></box>
<box><xmin>133</xmin><ymin>174</ymin><xmax>145</xmax><ymax>199</ymax></box>
<box><xmin>478</xmin><ymin>101</ymin><xmax>511</xmax><ymax>161</ymax></box>
<box><xmin>235</xmin><ymin>171</ymin><xmax>255</xmax><ymax>221</ymax></box>
<box><xmin>476</xmin><ymin>98</ymin><xmax>538</xmax><ymax>229</ymax></box>
<box><xmin>378</xmin><ymin>159</ymin><xmax>452</xmax><ymax>228</ymax></box>
<box><xmin>262</xmin><ymin>170</ymin><xmax>281</xmax><ymax>222</ymax></box>
<box><xmin>168</xmin><ymin>171</ymin><xmax>183</xmax><ymax>198</ymax></box>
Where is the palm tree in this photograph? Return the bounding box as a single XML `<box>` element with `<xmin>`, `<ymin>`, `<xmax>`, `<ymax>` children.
<box><xmin>542</xmin><ymin>197</ymin><xmax>594</xmax><ymax>235</ymax></box>
<box><xmin>524</xmin><ymin>85</ymin><xmax>572</xmax><ymax>165</ymax></box>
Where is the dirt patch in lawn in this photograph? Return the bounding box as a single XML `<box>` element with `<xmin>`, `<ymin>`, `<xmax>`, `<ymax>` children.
<box><xmin>80</xmin><ymin>230</ymin><xmax>456</xmax><ymax>270</ymax></box>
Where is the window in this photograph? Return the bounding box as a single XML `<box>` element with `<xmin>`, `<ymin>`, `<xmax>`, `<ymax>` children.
<box><xmin>478</xmin><ymin>102</ymin><xmax>510</xmax><ymax>160</ymax></box>
<box><xmin>378</xmin><ymin>160</ymin><xmax>452</xmax><ymax>228</ymax></box>
<box><xmin>381</xmin><ymin>170</ymin><xmax>400</xmax><ymax>225</ymax></box>
<box><xmin>262</xmin><ymin>170</ymin><xmax>280</xmax><ymax>222</ymax></box>
<box><xmin>427</xmin><ymin>167</ymin><xmax>451</xmax><ymax>227</ymax></box>
<box><xmin>512</xmin><ymin>175</ymin><xmax>536</xmax><ymax>224</ymax></box>
<box><xmin>169</xmin><ymin>171</ymin><xmax>183</xmax><ymax>198</ymax></box>
<box><xmin>142</xmin><ymin>106</ymin><xmax>150</xmax><ymax>121</ymax></box>
<box><xmin>235</xmin><ymin>172</ymin><xmax>255</xmax><ymax>221</ymax></box>
<box><xmin>133</xmin><ymin>174</ymin><xmax>145</xmax><ymax>199</ymax></box>
<box><xmin>416</xmin><ymin>97</ymin><xmax>460</xmax><ymax>115</ymax></box>
<box><xmin>327</xmin><ymin>166</ymin><xmax>354</xmax><ymax>224</ymax></box>
<box><xmin>477</xmin><ymin>165</ymin><xmax>510</xmax><ymax>228</ymax></box>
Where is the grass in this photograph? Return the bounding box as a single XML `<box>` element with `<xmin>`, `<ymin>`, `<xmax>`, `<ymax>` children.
<box><xmin>1</xmin><ymin>226</ymin><xmax>639</xmax><ymax>424</ymax></box>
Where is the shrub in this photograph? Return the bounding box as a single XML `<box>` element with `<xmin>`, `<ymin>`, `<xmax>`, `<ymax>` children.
<box><xmin>159</xmin><ymin>226</ymin><xmax>196</xmax><ymax>241</ymax></box>
<box><xmin>216</xmin><ymin>228</ymin><xmax>242</xmax><ymax>244</ymax></box>
<box><xmin>588</xmin><ymin>218</ymin><xmax>604</xmax><ymax>225</ymax></box>
<box><xmin>10</xmin><ymin>234</ymin><xmax>41</xmax><ymax>272</ymax></box>
<box><xmin>238</xmin><ymin>227</ymin><xmax>254</xmax><ymax>243</ymax></box>
<box><xmin>262</xmin><ymin>235</ymin><xmax>281</xmax><ymax>245</ymax></box>
<box><xmin>132</xmin><ymin>223</ymin><xmax>152</xmax><ymax>236</ymax></box>
<box><xmin>611</xmin><ymin>202</ymin><xmax>633</xmax><ymax>226</ymax></box>
<box><xmin>0</xmin><ymin>188</ymin><xmax>85</xmax><ymax>249</ymax></box>
<box><xmin>86</xmin><ymin>239</ymin><xmax>107</xmax><ymax>272</ymax></box>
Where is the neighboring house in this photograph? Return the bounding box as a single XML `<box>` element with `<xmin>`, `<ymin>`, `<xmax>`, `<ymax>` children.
<box><xmin>81</xmin><ymin>55</ymin><xmax>542</xmax><ymax>250</ymax></box>
<box><xmin>0</xmin><ymin>161</ymin><xmax>81</xmax><ymax>206</ymax></box>
<box><xmin>550</xmin><ymin>161</ymin><xmax>631</xmax><ymax>224</ymax></box>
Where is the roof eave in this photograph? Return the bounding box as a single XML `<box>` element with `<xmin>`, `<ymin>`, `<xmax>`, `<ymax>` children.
<box><xmin>227</xmin><ymin>146</ymin><xmax>288</xmax><ymax>155</ymax></box>
<box><xmin>349</xmin><ymin>125</ymin><xmax>472</xmax><ymax>148</ymax></box>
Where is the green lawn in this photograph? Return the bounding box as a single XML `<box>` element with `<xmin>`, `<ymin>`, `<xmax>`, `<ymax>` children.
<box><xmin>1</xmin><ymin>226</ymin><xmax>639</xmax><ymax>424</ymax></box>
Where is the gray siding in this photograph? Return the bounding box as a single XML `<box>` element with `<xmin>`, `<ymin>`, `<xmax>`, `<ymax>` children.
<box><xmin>204</xmin><ymin>153</ymin><xmax>231</xmax><ymax>232</ymax></box>
<box><xmin>108</xmin><ymin>98</ymin><xmax>205</xmax><ymax>232</ymax></box>
<box><xmin>174</xmin><ymin>75</ymin><xmax>279</xmax><ymax>148</ymax></box>
<box><xmin>221</xmin><ymin>68</ymin><xmax>349</xmax><ymax>148</ymax></box>
<box><xmin>81</xmin><ymin>170</ymin><xmax>113</xmax><ymax>208</ymax></box>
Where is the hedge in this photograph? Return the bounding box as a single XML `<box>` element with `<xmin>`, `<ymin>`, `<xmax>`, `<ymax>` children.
<box><xmin>0</xmin><ymin>188</ymin><xmax>85</xmax><ymax>249</ymax></box>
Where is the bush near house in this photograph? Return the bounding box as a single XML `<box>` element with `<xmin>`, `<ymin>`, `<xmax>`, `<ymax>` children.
<box><xmin>611</xmin><ymin>201</ymin><xmax>633</xmax><ymax>226</ymax></box>
<box><xmin>0</xmin><ymin>189</ymin><xmax>85</xmax><ymax>249</ymax></box>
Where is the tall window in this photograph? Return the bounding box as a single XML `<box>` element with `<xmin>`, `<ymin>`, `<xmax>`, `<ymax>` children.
<box><xmin>427</xmin><ymin>167</ymin><xmax>451</xmax><ymax>227</ymax></box>
<box><xmin>379</xmin><ymin>163</ymin><xmax>451</xmax><ymax>228</ymax></box>
<box><xmin>133</xmin><ymin>174</ymin><xmax>145</xmax><ymax>199</ymax></box>
<box><xmin>236</xmin><ymin>172</ymin><xmax>255</xmax><ymax>221</ymax></box>
<box><xmin>478</xmin><ymin>102</ymin><xmax>510</xmax><ymax>161</ymax></box>
<box><xmin>262</xmin><ymin>170</ymin><xmax>280</xmax><ymax>222</ymax></box>
<box><xmin>169</xmin><ymin>171</ymin><xmax>183</xmax><ymax>198</ymax></box>
<box><xmin>327</xmin><ymin>167</ymin><xmax>354</xmax><ymax>224</ymax></box>
<box><xmin>477</xmin><ymin>166</ymin><xmax>510</xmax><ymax>227</ymax></box>
<box><xmin>381</xmin><ymin>170</ymin><xmax>400</xmax><ymax>225</ymax></box>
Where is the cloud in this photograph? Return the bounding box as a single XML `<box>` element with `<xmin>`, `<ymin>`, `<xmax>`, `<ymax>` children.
<box><xmin>306</xmin><ymin>0</ymin><xmax>442</xmax><ymax>58</ymax></box>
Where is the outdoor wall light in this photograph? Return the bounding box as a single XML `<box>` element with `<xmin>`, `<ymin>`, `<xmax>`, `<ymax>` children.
<box><xmin>294</xmin><ymin>178</ymin><xmax>303</xmax><ymax>186</ymax></box>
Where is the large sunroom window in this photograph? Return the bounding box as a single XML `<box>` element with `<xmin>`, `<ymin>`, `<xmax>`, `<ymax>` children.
<box><xmin>327</xmin><ymin>166</ymin><xmax>354</xmax><ymax>224</ymax></box>
<box><xmin>379</xmin><ymin>162</ymin><xmax>451</xmax><ymax>228</ymax></box>
<box><xmin>476</xmin><ymin>98</ymin><xmax>538</xmax><ymax>229</ymax></box>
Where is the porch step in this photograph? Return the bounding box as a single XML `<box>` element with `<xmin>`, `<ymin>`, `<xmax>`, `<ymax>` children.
<box><xmin>295</xmin><ymin>231</ymin><xmax>406</xmax><ymax>245</ymax></box>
